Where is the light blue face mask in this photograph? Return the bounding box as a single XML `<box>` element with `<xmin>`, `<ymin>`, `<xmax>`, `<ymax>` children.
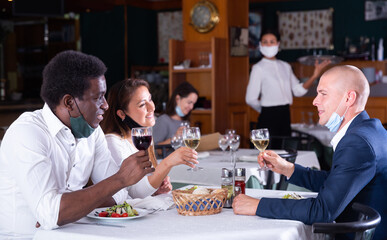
<box><xmin>175</xmin><ymin>105</ymin><xmax>185</xmax><ymax>117</ymax></box>
<box><xmin>69</xmin><ymin>98</ymin><xmax>95</xmax><ymax>138</ymax></box>
<box><xmin>325</xmin><ymin>96</ymin><xmax>349</xmax><ymax>133</ymax></box>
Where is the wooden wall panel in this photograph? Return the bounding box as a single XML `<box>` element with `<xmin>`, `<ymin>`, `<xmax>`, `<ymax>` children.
<box><xmin>228</xmin><ymin>104</ymin><xmax>250</xmax><ymax>148</ymax></box>
<box><xmin>365</xmin><ymin>97</ymin><xmax>387</xmax><ymax>124</ymax></box>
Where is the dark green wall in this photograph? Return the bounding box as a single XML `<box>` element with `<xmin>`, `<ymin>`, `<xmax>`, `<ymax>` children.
<box><xmin>250</xmin><ymin>0</ymin><xmax>387</xmax><ymax>62</ymax></box>
<box><xmin>80</xmin><ymin>6</ymin><xmax>158</xmax><ymax>89</ymax></box>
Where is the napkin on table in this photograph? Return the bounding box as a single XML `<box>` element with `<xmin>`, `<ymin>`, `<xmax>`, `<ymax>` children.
<box><xmin>125</xmin><ymin>193</ymin><xmax>174</xmax><ymax>211</ymax></box>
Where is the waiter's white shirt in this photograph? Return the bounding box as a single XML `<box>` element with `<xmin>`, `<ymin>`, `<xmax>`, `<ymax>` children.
<box><xmin>105</xmin><ymin>133</ymin><xmax>156</xmax><ymax>198</ymax></box>
<box><xmin>245</xmin><ymin>58</ymin><xmax>307</xmax><ymax>113</ymax></box>
<box><xmin>0</xmin><ymin>104</ymin><xmax>127</xmax><ymax>238</ymax></box>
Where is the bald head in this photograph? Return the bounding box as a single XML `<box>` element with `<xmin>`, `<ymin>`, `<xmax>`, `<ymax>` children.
<box><xmin>321</xmin><ymin>65</ymin><xmax>370</xmax><ymax>108</ymax></box>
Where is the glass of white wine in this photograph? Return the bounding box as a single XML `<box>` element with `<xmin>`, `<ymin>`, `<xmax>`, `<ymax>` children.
<box><xmin>183</xmin><ymin>127</ymin><xmax>201</xmax><ymax>171</ymax></box>
<box><xmin>250</xmin><ymin>128</ymin><xmax>270</xmax><ymax>171</ymax></box>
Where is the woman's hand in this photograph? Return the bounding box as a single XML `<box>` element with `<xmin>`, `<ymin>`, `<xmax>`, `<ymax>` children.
<box><xmin>312</xmin><ymin>59</ymin><xmax>331</xmax><ymax>78</ymax></box>
<box><xmin>165</xmin><ymin>146</ymin><xmax>198</xmax><ymax>168</ymax></box>
<box><xmin>258</xmin><ymin>150</ymin><xmax>294</xmax><ymax>178</ymax></box>
<box><xmin>153</xmin><ymin>176</ymin><xmax>172</xmax><ymax>195</ymax></box>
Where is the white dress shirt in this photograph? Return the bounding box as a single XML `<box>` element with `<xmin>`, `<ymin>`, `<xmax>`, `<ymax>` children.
<box><xmin>0</xmin><ymin>104</ymin><xmax>127</xmax><ymax>238</ymax></box>
<box><xmin>330</xmin><ymin>114</ymin><xmax>359</xmax><ymax>151</ymax></box>
<box><xmin>245</xmin><ymin>58</ymin><xmax>308</xmax><ymax>113</ymax></box>
<box><xmin>105</xmin><ymin>134</ymin><xmax>156</xmax><ymax>199</ymax></box>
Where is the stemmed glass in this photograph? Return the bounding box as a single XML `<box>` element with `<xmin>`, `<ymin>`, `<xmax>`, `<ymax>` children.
<box><xmin>171</xmin><ymin>135</ymin><xmax>183</xmax><ymax>150</ymax></box>
<box><xmin>228</xmin><ymin>134</ymin><xmax>240</xmax><ymax>168</ymax></box>
<box><xmin>225</xmin><ymin>129</ymin><xmax>236</xmax><ymax>156</ymax></box>
<box><xmin>218</xmin><ymin>134</ymin><xmax>230</xmax><ymax>156</ymax></box>
<box><xmin>183</xmin><ymin>127</ymin><xmax>201</xmax><ymax>171</ymax></box>
<box><xmin>180</xmin><ymin>121</ymin><xmax>190</xmax><ymax>128</ymax></box>
<box><xmin>131</xmin><ymin>127</ymin><xmax>152</xmax><ymax>150</ymax></box>
<box><xmin>250</xmin><ymin>128</ymin><xmax>270</xmax><ymax>171</ymax></box>
<box><xmin>225</xmin><ymin>129</ymin><xmax>236</xmax><ymax>138</ymax></box>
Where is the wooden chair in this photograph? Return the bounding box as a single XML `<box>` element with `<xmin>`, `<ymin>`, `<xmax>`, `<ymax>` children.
<box><xmin>313</xmin><ymin>202</ymin><xmax>381</xmax><ymax>240</ymax></box>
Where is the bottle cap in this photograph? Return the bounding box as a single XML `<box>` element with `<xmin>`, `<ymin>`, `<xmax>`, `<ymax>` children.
<box><xmin>234</xmin><ymin>168</ymin><xmax>246</xmax><ymax>177</ymax></box>
<box><xmin>221</xmin><ymin>168</ymin><xmax>233</xmax><ymax>178</ymax></box>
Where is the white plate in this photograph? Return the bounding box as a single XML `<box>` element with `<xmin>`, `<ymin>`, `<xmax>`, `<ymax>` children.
<box><xmin>87</xmin><ymin>208</ymin><xmax>150</xmax><ymax>221</ymax></box>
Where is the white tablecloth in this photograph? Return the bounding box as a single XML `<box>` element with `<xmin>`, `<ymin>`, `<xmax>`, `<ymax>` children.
<box><xmin>292</xmin><ymin>123</ymin><xmax>335</xmax><ymax>147</ymax></box>
<box><xmin>33</xmin><ymin>189</ymin><xmax>323</xmax><ymax>240</ymax></box>
<box><xmin>167</xmin><ymin>149</ymin><xmax>320</xmax><ymax>186</ymax></box>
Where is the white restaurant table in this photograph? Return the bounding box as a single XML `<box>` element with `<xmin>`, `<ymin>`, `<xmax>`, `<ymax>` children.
<box><xmin>167</xmin><ymin>149</ymin><xmax>320</xmax><ymax>186</ymax></box>
<box><xmin>33</xmin><ymin>188</ymin><xmax>323</xmax><ymax>240</ymax></box>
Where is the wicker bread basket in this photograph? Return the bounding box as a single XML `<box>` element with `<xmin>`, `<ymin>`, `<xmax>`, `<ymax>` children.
<box><xmin>172</xmin><ymin>188</ymin><xmax>227</xmax><ymax>216</ymax></box>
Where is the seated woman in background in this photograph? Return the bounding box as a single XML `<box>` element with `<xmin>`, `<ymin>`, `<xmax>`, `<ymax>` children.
<box><xmin>101</xmin><ymin>79</ymin><xmax>198</xmax><ymax>198</ymax></box>
<box><xmin>153</xmin><ymin>82</ymin><xmax>198</xmax><ymax>145</ymax></box>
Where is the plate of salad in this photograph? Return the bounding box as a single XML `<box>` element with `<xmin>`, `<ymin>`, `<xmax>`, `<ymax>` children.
<box><xmin>87</xmin><ymin>201</ymin><xmax>150</xmax><ymax>220</ymax></box>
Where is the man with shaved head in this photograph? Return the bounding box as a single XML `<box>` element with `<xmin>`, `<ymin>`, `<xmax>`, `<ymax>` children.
<box><xmin>234</xmin><ymin>65</ymin><xmax>387</xmax><ymax>239</ymax></box>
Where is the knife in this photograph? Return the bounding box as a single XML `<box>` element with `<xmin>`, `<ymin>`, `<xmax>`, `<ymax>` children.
<box><xmin>73</xmin><ymin>221</ymin><xmax>125</xmax><ymax>228</ymax></box>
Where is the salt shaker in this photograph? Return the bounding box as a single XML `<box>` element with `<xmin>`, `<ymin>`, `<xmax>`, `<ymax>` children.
<box><xmin>221</xmin><ymin>168</ymin><xmax>233</xmax><ymax>208</ymax></box>
<box><xmin>234</xmin><ymin>168</ymin><xmax>246</xmax><ymax>194</ymax></box>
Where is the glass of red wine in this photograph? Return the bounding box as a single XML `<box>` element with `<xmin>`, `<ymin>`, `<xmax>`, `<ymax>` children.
<box><xmin>131</xmin><ymin>127</ymin><xmax>152</xmax><ymax>150</ymax></box>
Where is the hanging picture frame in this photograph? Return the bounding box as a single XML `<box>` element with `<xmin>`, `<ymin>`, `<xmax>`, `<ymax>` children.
<box><xmin>157</xmin><ymin>11</ymin><xmax>182</xmax><ymax>63</ymax></box>
<box><xmin>248</xmin><ymin>11</ymin><xmax>263</xmax><ymax>59</ymax></box>
<box><xmin>365</xmin><ymin>0</ymin><xmax>387</xmax><ymax>21</ymax></box>
<box><xmin>278</xmin><ymin>8</ymin><xmax>333</xmax><ymax>50</ymax></box>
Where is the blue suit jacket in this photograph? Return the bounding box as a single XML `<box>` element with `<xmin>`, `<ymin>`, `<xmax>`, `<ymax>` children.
<box><xmin>257</xmin><ymin>111</ymin><xmax>387</xmax><ymax>240</ymax></box>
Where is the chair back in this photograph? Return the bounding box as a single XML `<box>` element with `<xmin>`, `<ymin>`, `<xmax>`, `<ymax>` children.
<box><xmin>312</xmin><ymin>202</ymin><xmax>381</xmax><ymax>240</ymax></box>
<box><xmin>154</xmin><ymin>143</ymin><xmax>173</xmax><ymax>159</ymax></box>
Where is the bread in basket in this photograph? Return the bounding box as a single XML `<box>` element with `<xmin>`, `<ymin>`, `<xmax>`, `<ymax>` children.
<box><xmin>171</xmin><ymin>187</ymin><xmax>227</xmax><ymax>216</ymax></box>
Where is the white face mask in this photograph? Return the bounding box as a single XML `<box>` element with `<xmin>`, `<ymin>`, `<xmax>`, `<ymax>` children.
<box><xmin>259</xmin><ymin>43</ymin><xmax>279</xmax><ymax>58</ymax></box>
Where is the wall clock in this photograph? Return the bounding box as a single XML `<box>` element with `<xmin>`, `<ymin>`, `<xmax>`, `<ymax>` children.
<box><xmin>190</xmin><ymin>0</ymin><xmax>219</xmax><ymax>33</ymax></box>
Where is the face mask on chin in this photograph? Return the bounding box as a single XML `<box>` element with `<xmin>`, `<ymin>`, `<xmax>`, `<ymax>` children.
<box><xmin>122</xmin><ymin>114</ymin><xmax>143</xmax><ymax>129</ymax></box>
<box><xmin>324</xmin><ymin>96</ymin><xmax>349</xmax><ymax>133</ymax></box>
<box><xmin>175</xmin><ymin>105</ymin><xmax>185</xmax><ymax>117</ymax></box>
<box><xmin>69</xmin><ymin>98</ymin><xmax>95</xmax><ymax>138</ymax></box>
<box><xmin>259</xmin><ymin>43</ymin><xmax>279</xmax><ymax>58</ymax></box>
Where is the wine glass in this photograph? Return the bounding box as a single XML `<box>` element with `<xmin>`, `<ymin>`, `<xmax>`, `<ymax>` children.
<box><xmin>183</xmin><ymin>127</ymin><xmax>201</xmax><ymax>171</ymax></box>
<box><xmin>180</xmin><ymin>121</ymin><xmax>190</xmax><ymax>128</ymax></box>
<box><xmin>250</xmin><ymin>128</ymin><xmax>270</xmax><ymax>171</ymax></box>
<box><xmin>171</xmin><ymin>135</ymin><xmax>183</xmax><ymax>150</ymax></box>
<box><xmin>228</xmin><ymin>134</ymin><xmax>240</xmax><ymax>168</ymax></box>
<box><xmin>225</xmin><ymin>129</ymin><xmax>236</xmax><ymax>155</ymax></box>
<box><xmin>131</xmin><ymin>127</ymin><xmax>152</xmax><ymax>150</ymax></box>
<box><xmin>225</xmin><ymin>129</ymin><xmax>236</xmax><ymax>137</ymax></box>
<box><xmin>218</xmin><ymin>134</ymin><xmax>230</xmax><ymax>155</ymax></box>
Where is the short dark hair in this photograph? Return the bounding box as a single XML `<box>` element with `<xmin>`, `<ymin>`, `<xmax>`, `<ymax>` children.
<box><xmin>101</xmin><ymin>79</ymin><xmax>149</xmax><ymax>138</ymax></box>
<box><xmin>165</xmin><ymin>81</ymin><xmax>198</xmax><ymax>120</ymax></box>
<box><xmin>41</xmin><ymin>50</ymin><xmax>107</xmax><ymax>109</ymax></box>
<box><xmin>260</xmin><ymin>28</ymin><xmax>281</xmax><ymax>42</ymax></box>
